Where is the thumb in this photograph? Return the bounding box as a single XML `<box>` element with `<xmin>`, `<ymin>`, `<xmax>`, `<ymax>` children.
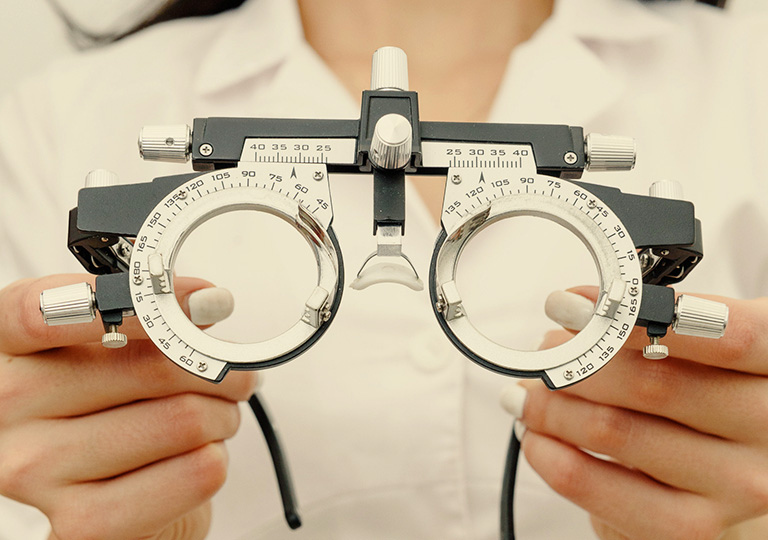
<box><xmin>180</xmin><ymin>284</ymin><xmax>234</xmax><ymax>326</ymax></box>
<box><xmin>48</xmin><ymin>503</ymin><xmax>214</xmax><ymax>540</ymax></box>
<box><xmin>1</xmin><ymin>274</ymin><xmax>234</xmax><ymax>356</ymax></box>
<box><xmin>544</xmin><ymin>288</ymin><xmax>597</xmax><ymax>332</ymax></box>
<box><xmin>154</xmin><ymin>502</ymin><xmax>213</xmax><ymax>540</ymax></box>
<box><xmin>590</xmin><ymin>515</ymin><xmax>631</xmax><ymax>540</ymax></box>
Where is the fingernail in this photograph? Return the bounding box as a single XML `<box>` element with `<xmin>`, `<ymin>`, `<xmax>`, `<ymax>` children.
<box><xmin>544</xmin><ymin>290</ymin><xmax>594</xmax><ymax>331</ymax></box>
<box><xmin>514</xmin><ymin>419</ymin><xmax>528</xmax><ymax>441</ymax></box>
<box><xmin>188</xmin><ymin>287</ymin><xmax>234</xmax><ymax>325</ymax></box>
<box><xmin>500</xmin><ymin>383</ymin><xmax>528</xmax><ymax>419</ymax></box>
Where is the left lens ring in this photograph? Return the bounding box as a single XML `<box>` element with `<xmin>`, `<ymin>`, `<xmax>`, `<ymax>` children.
<box><xmin>130</xmin><ymin>164</ymin><xmax>344</xmax><ymax>381</ymax></box>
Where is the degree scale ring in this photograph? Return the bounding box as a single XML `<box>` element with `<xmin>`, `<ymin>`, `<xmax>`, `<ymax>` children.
<box><xmin>429</xmin><ymin>171</ymin><xmax>643</xmax><ymax>389</ymax></box>
<box><xmin>129</xmin><ymin>163</ymin><xmax>343</xmax><ymax>382</ymax></box>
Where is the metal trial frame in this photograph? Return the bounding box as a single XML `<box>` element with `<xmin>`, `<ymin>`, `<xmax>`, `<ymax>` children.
<box><xmin>46</xmin><ymin>47</ymin><xmax>716</xmax><ymax>537</ymax></box>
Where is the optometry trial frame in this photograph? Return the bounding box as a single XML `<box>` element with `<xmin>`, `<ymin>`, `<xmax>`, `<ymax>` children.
<box><xmin>39</xmin><ymin>47</ymin><xmax>728</xmax><ymax>538</ymax></box>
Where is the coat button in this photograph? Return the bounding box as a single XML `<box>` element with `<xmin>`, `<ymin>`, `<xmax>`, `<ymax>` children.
<box><xmin>408</xmin><ymin>331</ymin><xmax>454</xmax><ymax>372</ymax></box>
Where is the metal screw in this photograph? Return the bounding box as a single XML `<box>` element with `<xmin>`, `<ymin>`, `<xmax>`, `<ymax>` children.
<box><xmin>199</xmin><ymin>143</ymin><xmax>214</xmax><ymax>157</ymax></box>
<box><xmin>102</xmin><ymin>325</ymin><xmax>128</xmax><ymax>349</ymax></box>
<box><xmin>588</xmin><ymin>199</ymin><xmax>597</xmax><ymax>209</ymax></box>
<box><xmin>629</xmin><ymin>285</ymin><xmax>639</xmax><ymax>297</ymax></box>
<box><xmin>165</xmin><ymin>137</ymin><xmax>175</xmax><ymax>146</ymax></box>
<box><xmin>133</xmin><ymin>275</ymin><xmax>143</xmax><ymax>285</ymax></box>
<box><xmin>101</xmin><ymin>237</ymin><xmax>110</xmax><ymax>243</ymax></box>
<box><xmin>564</xmin><ymin>151</ymin><xmax>578</xmax><ymax>165</ymax></box>
<box><xmin>314</xmin><ymin>171</ymin><xmax>324</xmax><ymax>181</ymax></box>
<box><xmin>117</xmin><ymin>243</ymin><xmax>131</xmax><ymax>258</ymax></box>
<box><xmin>197</xmin><ymin>361</ymin><xmax>208</xmax><ymax>372</ymax></box>
<box><xmin>643</xmin><ymin>337</ymin><xmax>669</xmax><ymax>360</ymax></box>
<box><xmin>451</xmin><ymin>174</ymin><xmax>462</xmax><ymax>185</ymax></box>
<box><xmin>660</xmin><ymin>249</ymin><xmax>670</xmax><ymax>257</ymax></box>
<box><xmin>177</xmin><ymin>190</ymin><xmax>187</xmax><ymax>199</ymax></box>
<box><xmin>564</xmin><ymin>370</ymin><xmax>574</xmax><ymax>381</ymax></box>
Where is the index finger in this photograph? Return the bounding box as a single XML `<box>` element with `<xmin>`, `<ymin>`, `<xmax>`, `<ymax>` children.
<box><xmin>0</xmin><ymin>274</ymin><xmax>215</xmax><ymax>355</ymax></box>
<box><xmin>568</xmin><ymin>286</ymin><xmax>768</xmax><ymax>375</ymax></box>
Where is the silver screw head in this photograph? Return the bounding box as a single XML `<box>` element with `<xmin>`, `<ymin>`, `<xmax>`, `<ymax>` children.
<box><xmin>314</xmin><ymin>171</ymin><xmax>324</xmax><ymax>181</ymax></box>
<box><xmin>133</xmin><ymin>275</ymin><xmax>144</xmax><ymax>285</ymax></box>
<box><xmin>117</xmin><ymin>243</ymin><xmax>131</xmax><ymax>258</ymax></box>
<box><xmin>102</xmin><ymin>331</ymin><xmax>128</xmax><ymax>349</ymax></box>
<box><xmin>451</xmin><ymin>174</ymin><xmax>462</xmax><ymax>185</ymax></box>
<box><xmin>197</xmin><ymin>361</ymin><xmax>208</xmax><ymax>372</ymax></box>
<box><xmin>564</xmin><ymin>151</ymin><xmax>578</xmax><ymax>165</ymax></box>
<box><xmin>177</xmin><ymin>190</ymin><xmax>187</xmax><ymax>199</ymax></box>
<box><xmin>643</xmin><ymin>342</ymin><xmax>669</xmax><ymax>360</ymax></box>
<box><xmin>564</xmin><ymin>370</ymin><xmax>574</xmax><ymax>381</ymax></box>
<box><xmin>199</xmin><ymin>143</ymin><xmax>214</xmax><ymax>157</ymax></box>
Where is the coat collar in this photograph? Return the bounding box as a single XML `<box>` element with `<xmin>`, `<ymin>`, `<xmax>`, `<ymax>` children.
<box><xmin>194</xmin><ymin>0</ymin><xmax>304</xmax><ymax>95</ymax></box>
<box><xmin>194</xmin><ymin>0</ymin><xmax>678</xmax><ymax>125</ymax></box>
<box><xmin>558</xmin><ymin>0</ymin><xmax>677</xmax><ymax>43</ymax></box>
<box><xmin>490</xmin><ymin>0</ymin><xmax>677</xmax><ymax>125</ymax></box>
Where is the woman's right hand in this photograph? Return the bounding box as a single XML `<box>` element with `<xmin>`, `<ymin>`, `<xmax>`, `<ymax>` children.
<box><xmin>0</xmin><ymin>274</ymin><xmax>257</xmax><ymax>540</ymax></box>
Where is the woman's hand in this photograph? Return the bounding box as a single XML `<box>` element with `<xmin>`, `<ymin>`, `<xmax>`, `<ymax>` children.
<box><xmin>0</xmin><ymin>275</ymin><xmax>255</xmax><ymax>540</ymax></box>
<box><xmin>510</xmin><ymin>289</ymin><xmax>768</xmax><ymax>540</ymax></box>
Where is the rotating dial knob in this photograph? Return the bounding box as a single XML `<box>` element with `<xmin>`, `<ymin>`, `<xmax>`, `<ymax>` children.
<box><xmin>85</xmin><ymin>169</ymin><xmax>119</xmax><ymax>188</ymax></box>
<box><xmin>673</xmin><ymin>294</ymin><xmax>728</xmax><ymax>339</ymax></box>
<box><xmin>40</xmin><ymin>282</ymin><xmax>96</xmax><ymax>326</ymax></box>
<box><xmin>371</xmin><ymin>46</ymin><xmax>409</xmax><ymax>91</ymax></box>
<box><xmin>585</xmin><ymin>133</ymin><xmax>636</xmax><ymax>171</ymax></box>
<box><xmin>649</xmin><ymin>180</ymin><xmax>685</xmax><ymax>200</ymax></box>
<box><xmin>102</xmin><ymin>325</ymin><xmax>128</xmax><ymax>349</ymax></box>
<box><xmin>138</xmin><ymin>124</ymin><xmax>192</xmax><ymax>163</ymax></box>
<box><xmin>369</xmin><ymin>113</ymin><xmax>413</xmax><ymax>169</ymax></box>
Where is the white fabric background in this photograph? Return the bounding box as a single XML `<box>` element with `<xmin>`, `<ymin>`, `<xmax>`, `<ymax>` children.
<box><xmin>0</xmin><ymin>1</ymin><xmax>766</xmax><ymax>539</ymax></box>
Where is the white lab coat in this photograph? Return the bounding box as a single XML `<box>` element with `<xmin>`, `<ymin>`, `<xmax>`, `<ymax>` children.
<box><xmin>0</xmin><ymin>0</ymin><xmax>766</xmax><ymax>539</ymax></box>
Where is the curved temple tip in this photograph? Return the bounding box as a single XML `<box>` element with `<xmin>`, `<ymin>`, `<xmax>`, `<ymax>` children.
<box><xmin>286</xmin><ymin>512</ymin><xmax>302</xmax><ymax>529</ymax></box>
<box><xmin>350</xmin><ymin>254</ymin><xmax>424</xmax><ymax>291</ymax></box>
<box><xmin>248</xmin><ymin>394</ymin><xmax>303</xmax><ymax>530</ymax></box>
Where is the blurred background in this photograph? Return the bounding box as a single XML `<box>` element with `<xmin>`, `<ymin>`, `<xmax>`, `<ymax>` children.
<box><xmin>2</xmin><ymin>0</ymin><xmax>767</xmax><ymax>97</ymax></box>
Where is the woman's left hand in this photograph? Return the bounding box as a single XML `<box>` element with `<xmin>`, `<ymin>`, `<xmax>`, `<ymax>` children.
<box><xmin>511</xmin><ymin>289</ymin><xmax>768</xmax><ymax>540</ymax></box>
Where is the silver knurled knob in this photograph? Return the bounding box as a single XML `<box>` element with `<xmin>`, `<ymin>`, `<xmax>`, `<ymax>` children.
<box><xmin>643</xmin><ymin>339</ymin><xmax>669</xmax><ymax>360</ymax></box>
<box><xmin>85</xmin><ymin>169</ymin><xmax>119</xmax><ymax>188</ymax></box>
<box><xmin>649</xmin><ymin>179</ymin><xmax>684</xmax><ymax>200</ymax></box>
<box><xmin>40</xmin><ymin>282</ymin><xmax>96</xmax><ymax>326</ymax></box>
<box><xmin>673</xmin><ymin>294</ymin><xmax>729</xmax><ymax>339</ymax></box>
<box><xmin>585</xmin><ymin>133</ymin><xmax>636</xmax><ymax>171</ymax></box>
<box><xmin>138</xmin><ymin>124</ymin><xmax>191</xmax><ymax>163</ymax></box>
<box><xmin>371</xmin><ymin>46</ymin><xmax>409</xmax><ymax>91</ymax></box>
<box><xmin>102</xmin><ymin>325</ymin><xmax>128</xmax><ymax>349</ymax></box>
<box><xmin>369</xmin><ymin>113</ymin><xmax>413</xmax><ymax>169</ymax></box>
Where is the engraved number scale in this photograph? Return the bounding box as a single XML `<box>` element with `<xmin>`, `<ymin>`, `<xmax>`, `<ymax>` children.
<box><xmin>130</xmin><ymin>163</ymin><xmax>339</xmax><ymax>381</ymax></box>
<box><xmin>431</xmin><ymin>154</ymin><xmax>642</xmax><ymax>388</ymax></box>
<box><xmin>38</xmin><ymin>46</ymin><xmax>729</xmax><ymax>537</ymax></box>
